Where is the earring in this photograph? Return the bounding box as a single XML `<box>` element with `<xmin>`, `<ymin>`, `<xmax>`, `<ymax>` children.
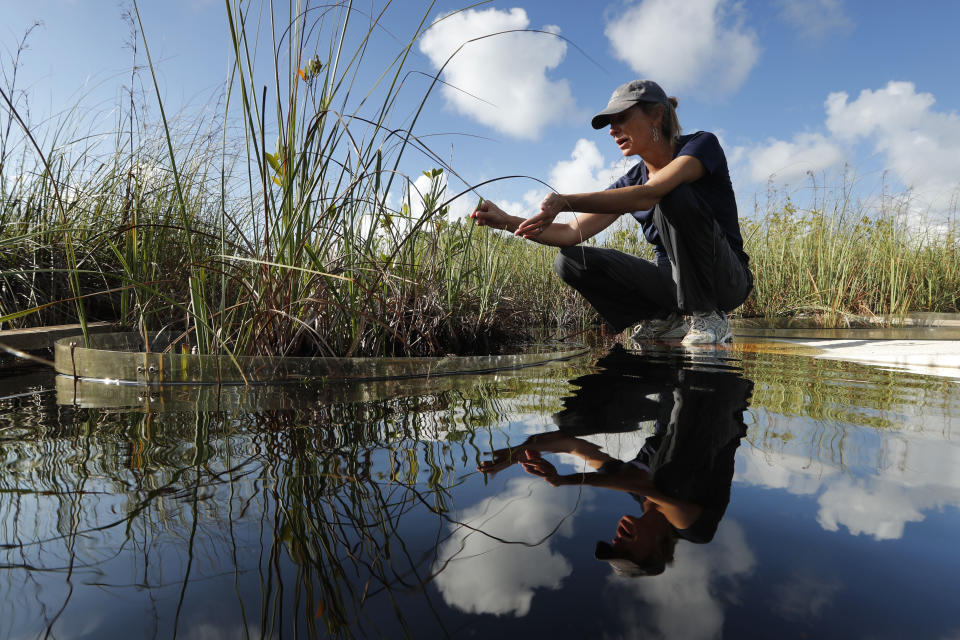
<box><xmin>652</xmin><ymin>127</ymin><xmax>660</xmax><ymax>143</ymax></box>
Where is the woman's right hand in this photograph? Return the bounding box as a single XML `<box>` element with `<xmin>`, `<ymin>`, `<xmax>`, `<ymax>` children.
<box><xmin>470</xmin><ymin>200</ymin><xmax>511</xmax><ymax>231</ymax></box>
<box><xmin>477</xmin><ymin>444</ymin><xmax>527</xmax><ymax>474</ymax></box>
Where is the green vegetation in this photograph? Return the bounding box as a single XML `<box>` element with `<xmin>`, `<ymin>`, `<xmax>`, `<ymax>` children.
<box><xmin>741</xmin><ymin>191</ymin><xmax>960</xmax><ymax>325</ymax></box>
<box><xmin>0</xmin><ymin>3</ymin><xmax>957</xmax><ymax>358</ymax></box>
<box><xmin>1</xmin><ymin>2</ymin><xmax>581</xmax><ymax>357</ymax></box>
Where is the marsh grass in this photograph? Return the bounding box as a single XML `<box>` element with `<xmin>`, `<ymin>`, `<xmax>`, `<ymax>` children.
<box><xmin>742</xmin><ymin>190</ymin><xmax>960</xmax><ymax>324</ymax></box>
<box><xmin>1</xmin><ymin>1</ymin><xmax>571</xmax><ymax>357</ymax></box>
<box><xmin>133</xmin><ymin>0</ymin><xmax>593</xmax><ymax>357</ymax></box>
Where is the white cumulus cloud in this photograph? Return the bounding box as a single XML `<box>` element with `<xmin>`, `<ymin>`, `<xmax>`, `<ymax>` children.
<box><xmin>825</xmin><ymin>81</ymin><xmax>960</xmax><ymax>212</ymax></box>
<box><xmin>738</xmin><ymin>132</ymin><xmax>846</xmax><ymax>184</ymax></box>
<box><xmin>547</xmin><ymin>138</ymin><xmax>630</xmax><ymax>194</ymax></box>
<box><xmin>733</xmin><ymin>81</ymin><xmax>960</xmax><ymax>218</ymax></box>
<box><xmin>432</xmin><ymin>478</ymin><xmax>578</xmax><ymax>616</ymax></box>
<box><xmin>477</xmin><ymin>139</ymin><xmax>634</xmax><ymax>226</ymax></box>
<box><xmin>604</xmin><ymin>0</ymin><xmax>760</xmax><ymax>96</ymax></box>
<box><xmin>419</xmin><ymin>8</ymin><xmax>576</xmax><ymax>139</ymax></box>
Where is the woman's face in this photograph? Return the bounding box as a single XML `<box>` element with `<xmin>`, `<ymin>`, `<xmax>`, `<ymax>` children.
<box><xmin>608</xmin><ymin>105</ymin><xmax>656</xmax><ymax>157</ymax></box>
<box><xmin>611</xmin><ymin>514</ymin><xmax>660</xmax><ymax>559</ymax></box>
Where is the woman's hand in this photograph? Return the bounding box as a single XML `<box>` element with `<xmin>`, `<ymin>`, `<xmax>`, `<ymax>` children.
<box><xmin>470</xmin><ymin>200</ymin><xmax>512</xmax><ymax>231</ymax></box>
<box><xmin>477</xmin><ymin>431</ymin><xmax>578</xmax><ymax>475</ymax></box>
<box><xmin>477</xmin><ymin>444</ymin><xmax>527</xmax><ymax>475</ymax></box>
<box><xmin>514</xmin><ymin>192</ymin><xmax>566</xmax><ymax>238</ymax></box>
<box><xmin>520</xmin><ymin>450</ymin><xmax>562</xmax><ymax>486</ymax></box>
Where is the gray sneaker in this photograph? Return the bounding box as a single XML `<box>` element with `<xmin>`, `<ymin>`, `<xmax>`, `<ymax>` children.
<box><xmin>631</xmin><ymin>313</ymin><xmax>689</xmax><ymax>341</ymax></box>
<box><xmin>681</xmin><ymin>311</ymin><xmax>732</xmax><ymax>345</ymax></box>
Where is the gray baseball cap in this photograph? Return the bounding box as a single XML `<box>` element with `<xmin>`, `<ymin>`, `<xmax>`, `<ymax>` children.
<box><xmin>591</xmin><ymin>80</ymin><xmax>668</xmax><ymax>129</ymax></box>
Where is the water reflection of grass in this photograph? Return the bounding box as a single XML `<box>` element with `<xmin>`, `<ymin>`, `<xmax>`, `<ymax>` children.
<box><xmin>741</xmin><ymin>350</ymin><xmax>959</xmax><ymax>470</ymax></box>
<box><xmin>2</xmin><ymin>346</ymin><xmax>958</xmax><ymax>633</ymax></box>
<box><xmin>0</xmin><ymin>365</ymin><xmax>579</xmax><ymax>637</ymax></box>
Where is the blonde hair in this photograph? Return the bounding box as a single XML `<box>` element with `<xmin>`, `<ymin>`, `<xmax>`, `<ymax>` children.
<box><xmin>639</xmin><ymin>97</ymin><xmax>682</xmax><ymax>143</ymax></box>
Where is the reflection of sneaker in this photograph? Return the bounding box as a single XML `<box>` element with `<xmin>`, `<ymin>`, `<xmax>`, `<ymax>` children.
<box><xmin>631</xmin><ymin>313</ymin><xmax>689</xmax><ymax>340</ymax></box>
<box><xmin>681</xmin><ymin>311</ymin><xmax>732</xmax><ymax>345</ymax></box>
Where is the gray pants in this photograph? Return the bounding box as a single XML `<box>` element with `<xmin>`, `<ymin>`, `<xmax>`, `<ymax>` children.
<box><xmin>553</xmin><ymin>184</ymin><xmax>753</xmax><ymax>332</ymax></box>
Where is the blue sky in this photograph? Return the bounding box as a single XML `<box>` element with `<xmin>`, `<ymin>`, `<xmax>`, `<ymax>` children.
<box><xmin>4</xmin><ymin>0</ymin><xmax>960</xmax><ymax>224</ymax></box>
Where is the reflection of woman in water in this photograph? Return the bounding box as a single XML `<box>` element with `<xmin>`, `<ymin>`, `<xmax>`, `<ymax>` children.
<box><xmin>479</xmin><ymin>347</ymin><xmax>753</xmax><ymax>576</ymax></box>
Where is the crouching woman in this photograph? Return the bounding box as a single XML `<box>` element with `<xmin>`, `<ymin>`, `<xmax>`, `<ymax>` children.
<box><xmin>471</xmin><ymin>79</ymin><xmax>753</xmax><ymax>344</ymax></box>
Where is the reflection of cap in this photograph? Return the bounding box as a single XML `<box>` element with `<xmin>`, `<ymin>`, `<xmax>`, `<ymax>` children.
<box><xmin>594</xmin><ymin>541</ymin><xmax>665</xmax><ymax>577</ymax></box>
<box><xmin>591</xmin><ymin>80</ymin><xmax>669</xmax><ymax>129</ymax></box>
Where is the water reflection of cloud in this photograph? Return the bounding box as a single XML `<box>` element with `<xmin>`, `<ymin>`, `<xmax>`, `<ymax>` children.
<box><xmin>736</xmin><ymin>446</ymin><xmax>837</xmax><ymax>495</ymax></box>
<box><xmin>817</xmin><ymin>478</ymin><xmax>926</xmax><ymax>540</ymax></box>
<box><xmin>7</xmin><ymin>614</ymin><xmax>105</xmax><ymax>640</ymax></box>
<box><xmin>604</xmin><ymin>521</ymin><xmax>755</xmax><ymax>640</ymax></box>
<box><xmin>433</xmin><ymin>478</ymin><xmax>580</xmax><ymax>616</ymax></box>
<box><xmin>736</xmin><ymin>428</ymin><xmax>960</xmax><ymax>540</ymax></box>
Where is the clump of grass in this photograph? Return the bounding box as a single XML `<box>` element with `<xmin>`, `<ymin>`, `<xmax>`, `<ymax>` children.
<box><xmin>741</xmin><ymin>184</ymin><xmax>960</xmax><ymax>324</ymax></box>
<box><xmin>146</xmin><ymin>0</ymin><xmax>608</xmax><ymax>356</ymax></box>
<box><xmin>196</xmin><ymin>1</ymin><xmax>575</xmax><ymax>357</ymax></box>
<box><xmin>1</xmin><ymin>2</ymin><xmax>591</xmax><ymax>356</ymax></box>
<box><xmin>0</xmin><ymin>103</ymin><xmax>239</xmax><ymax>331</ymax></box>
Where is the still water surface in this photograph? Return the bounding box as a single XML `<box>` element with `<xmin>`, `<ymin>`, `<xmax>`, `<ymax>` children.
<box><xmin>1</xmin><ymin>343</ymin><xmax>959</xmax><ymax>639</ymax></box>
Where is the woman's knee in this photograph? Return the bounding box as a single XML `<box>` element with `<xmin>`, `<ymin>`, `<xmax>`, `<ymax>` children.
<box><xmin>553</xmin><ymin>247</ymin><xmax>579</xmax><ymax>283</ymax></box>
<box><xmin>553</xmin><ymin>246</ymin><xmax>595</xmax><ymax>284</ymax></box>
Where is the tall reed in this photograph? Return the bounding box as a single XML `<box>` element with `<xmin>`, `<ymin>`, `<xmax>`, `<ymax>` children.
<box><xmin>0</xmin><ymin>2</ymin><xmax>559</xmax><ymax>356</ymax></box>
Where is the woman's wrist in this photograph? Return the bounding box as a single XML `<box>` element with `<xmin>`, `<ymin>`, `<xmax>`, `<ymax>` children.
<box><xmin>555</xmin><ymin>473</ymin><xmax>584</xmax><ymax>486</ymax></box>
<box><xmin>502</xmin><ymin>215</ymin><xmax>522</xmax><ymax>233</ymax></box>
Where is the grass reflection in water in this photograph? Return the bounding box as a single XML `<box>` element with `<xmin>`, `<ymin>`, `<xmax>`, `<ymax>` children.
<box><xmin>0</xmin><ymin>363</ymin><xmax>579</xmax><ymax>638</ymax></box>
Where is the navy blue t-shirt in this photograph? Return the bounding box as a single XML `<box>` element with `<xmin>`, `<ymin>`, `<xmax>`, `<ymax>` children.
<box><xmin>606</xmin><ymin>131</ymin><xmax>748</xmax><ymax>265</ymax></box>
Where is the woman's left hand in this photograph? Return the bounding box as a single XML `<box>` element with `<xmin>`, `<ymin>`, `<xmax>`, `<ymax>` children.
<box><xmin>514</xmin><ymin>193</ymin><xmax>566</xmax><ymax>238</ymax></box>
<box><xmin>520</xmin><ymin>450</ymin><xmax>562</xmax><ymax>486</ymax></box>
